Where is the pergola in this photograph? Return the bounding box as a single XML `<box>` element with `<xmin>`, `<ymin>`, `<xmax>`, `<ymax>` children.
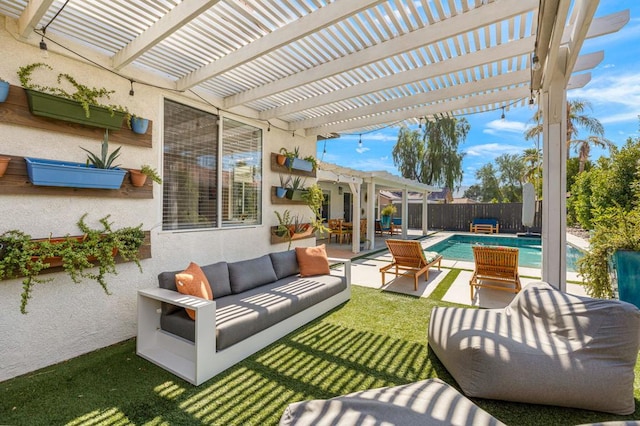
<box><xmin>0</xmin><ymin>0</ymin><xmax>628</xmax><ymax>290</ymax></box>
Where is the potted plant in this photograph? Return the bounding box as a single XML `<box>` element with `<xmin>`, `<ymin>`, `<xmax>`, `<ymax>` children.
<box><xmin>130</xmin><ymin>115</ymin><xmax>149</xmax><ymax>134</ymax></box>
<box><xmin>0</xmin><ymin>213</ymin><xmax>145</xmax><ymax>314</ymax></box>
<box><xmin>25</xmin><ymin>130</ymin><xmax>127</xmax><ymax>189</ymax></box>
<box><xmin>280</xmin><ymin>146</ymin><xmax>315</xmax><ymax>172</ymax></box>
<box><xmin>0</xmin><ymin>156</ymin><xmax>10</xmax><ymax>177</ymax></box>
<box><xmin>129</xmin><ymin>164</ymin><xmax>162</xmax><ymax>187</ymax></box>
<box><xmin>17</xmin><ymin>63</ymin><xmax>130</xmax><ymax>130</ymax></box>
<box><xmin>380</xmin><ymin>203</ymin><xmax>397</xmax><ymax>230</ymax></box>
<box><xmin>302</xmin><ymin>183</ymin><xmax>329</xmax><ymax>234</ymax></box>
<box><xmin>286</xmin><ymin>176</ymin><xmax>307</xmax><ymax>200</ymax></box>
<box><xmin>276</xmin><ymin>148</ymin><xmax>289</xmax><ymax>166</ymax></box>
<box><xmin>273</xmin><ymin>209</ymin><xmax>294</xmax><ymax>249</ymax></box>
<box><xmin>276</xmin><ymin>174</ymin><xmax>290</xmax><ymax>198</ymax></box>
<box><xmin>0</xmin><ymin>77</ymin><xmax>9</xmax><ymax>103</ymax></box>
<box><xmin>577</xmin><ymin>205</ymin><xmax>640</xmax><ymax>308</ymax></box>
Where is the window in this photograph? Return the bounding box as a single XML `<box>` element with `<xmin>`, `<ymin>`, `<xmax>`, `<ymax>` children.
<box><xmin>162</xmin><ymin>100</ymin><xmax>262</xmax><ymax>231</ymax></box>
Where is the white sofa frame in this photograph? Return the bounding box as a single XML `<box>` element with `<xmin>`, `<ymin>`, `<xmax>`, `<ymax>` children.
<box><xmin>137</xmin><ymin>258</ymin><xmax>351</xmax><ymax>385</ymax></box>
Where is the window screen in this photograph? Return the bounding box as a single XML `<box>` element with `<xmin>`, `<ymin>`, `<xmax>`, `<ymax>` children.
<box><xmin>221</xmin><ymin>117</ymin><xmax>262</xmax><ymax>227</ymax></box>
<box><xmin>163</xmin><ymin>100</ymin><xmax>218</xmax><ymax>230</ymax></box>
<box><xmin>162</xmin><ymin>100</ymin><xmax>263</xmax><ymax>231</ymax></box>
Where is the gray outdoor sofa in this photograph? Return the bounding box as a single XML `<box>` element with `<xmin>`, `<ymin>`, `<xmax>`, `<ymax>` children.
<box><xmin>137</xmin><ymin>249</ymin><xmax>351</xmax><ymax>385</ymax></box>
<box><xmin>428</xmin><ymin>281</ymin><xmax>640</xmax><ymax>415</ymax></box>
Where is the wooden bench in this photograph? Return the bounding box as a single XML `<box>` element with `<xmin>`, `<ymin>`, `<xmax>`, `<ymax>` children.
<box><xmin>470</xmin><ymin>218</ymin><xmax>499</xmax><ymax>233</ymax></box>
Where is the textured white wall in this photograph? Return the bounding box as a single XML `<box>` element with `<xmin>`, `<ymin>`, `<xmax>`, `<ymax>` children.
<box><xmin>0</xmin><ymin>25</ymin><xmax>316</xmax><ymax>382</ymax></box>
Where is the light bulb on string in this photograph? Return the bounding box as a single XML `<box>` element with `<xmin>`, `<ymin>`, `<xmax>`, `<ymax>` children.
<box><xmin>39</xmin><ymin>36</ymin><xmax>48</xmax><ymax>59</ymax></box>
<box><xmin>500</xmin><ymin>106</ymin><xmax>505</xmax><ymax>121</ymax></box>
<box><xmin>358</xmin><ymin>134</ymin><xmax>362</xmax><ymax>148</ymax></box>
<box><xmin>532</xmin><ymin>54</ymin><xmax>541</xmax><ymax>71</ymax></box>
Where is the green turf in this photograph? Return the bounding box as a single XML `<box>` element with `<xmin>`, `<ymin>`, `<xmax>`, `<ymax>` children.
<box><xmin>1</xmin><ymin>274</ymin><xmax>638</xmax><ymax>425</ymax></box>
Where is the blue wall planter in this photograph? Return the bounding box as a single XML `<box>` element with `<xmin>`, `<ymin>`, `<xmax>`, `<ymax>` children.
<box><xmin>25</xmin><ymin>157</ymin><xmax>126</xmax><ymax>189</ymax></box>
<box><xmin>0</xmin><ymin>81</ymin><xmax>9</xmax><ymax>103</ymax></box>
<box><xmin>285</xmin><ymin>157</ymin><xmax>314</xmax><ymax>172</ymax></box>
<box><xmin>613</xmin><ymin>250</ymin><xmax>640</xmax><ymax>309</ymax></box>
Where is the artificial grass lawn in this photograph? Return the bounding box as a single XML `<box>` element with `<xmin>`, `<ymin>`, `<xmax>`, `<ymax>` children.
<box><xmin>1</xmin><ymin>271</ymin><xmax>639</xmax><ymax>425</ymax></box>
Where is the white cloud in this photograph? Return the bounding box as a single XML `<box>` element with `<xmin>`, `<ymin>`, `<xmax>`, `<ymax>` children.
<box><xmin>483</xmin><ymin>119</ymin><xmax>528</xmax><ymax>135</ymax></box>
<box><xmin>466</xmin><ymin>143</ymin><xmax>524</xmax><ymax>158</ymax></box>
<box><xmin>569</xmin><ymin>73</ymin><xmax>640</xmax><ymax>126</ymax></box>
<box><xmin>356</xmin><ymin>146</ymin><xmax>370</xmax><ymax>154</ymax></box>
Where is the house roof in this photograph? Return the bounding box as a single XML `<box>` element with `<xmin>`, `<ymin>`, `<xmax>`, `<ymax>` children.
<box><xmin>318</xmin><ymin>162</ymin><xmax>439</xmax><ymax>193</ymax></box>
<box><xmin>0</xmin><ymin>1</ymin><xmax>627</xmax><ymax>138</ymax></box>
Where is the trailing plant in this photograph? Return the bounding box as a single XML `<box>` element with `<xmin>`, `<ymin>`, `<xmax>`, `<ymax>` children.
<box><xmin>577</xmin><ymin>205</ymin><xmax>640</xmax><ymax>299</ymax></box>
<box><xmin>0</xmin><ymin>214</ymin><xmax>144</xmax><ymax>314</ymax></box>
<box><xmin>17</xmin><ymin>62</ymin><xmax>131</xmax><ymax>124</ymax></box>
<box><xmin>81</xmin><ymin>130</ymin><xmax>122</xmax><ymax>169</ymax></box>
<box><xmin>140</xmin><ymin>164</ymin><xmax>162</xmax><ymax>184</ymax></box>
<box><xmin>303</xmin><ymin>155</ymin><xmax>318</xmax><ymax>171</ymax></box>
<box><xmin>302</xmin><ymin>183</ymin><xmax>329</xmax><ymax>234</ymax></box>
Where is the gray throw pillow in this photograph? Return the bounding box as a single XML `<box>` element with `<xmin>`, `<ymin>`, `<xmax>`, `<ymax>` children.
<box><xmin>270</xmin><ymin>250</ymin><xmax>299</xmax><ymax>279</ymax></box>
<box><xmin>228</xmin><ymin>255</ymin><xmax>278</xmax><ymax>293</ymax></box>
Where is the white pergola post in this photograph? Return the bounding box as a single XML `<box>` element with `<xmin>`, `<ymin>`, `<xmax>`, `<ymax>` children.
<box><xmin>422</xmin><ymin>192</ymin><xmax>429</xmax><ymax>235</ymax></box>
<box><xmin>401</xmin><ymin>188</ymin><xmax>408</xmax><ymax>239</ymax></box>
<box><xmin>349</xmin><ymin>182</ymin><xmax>361</xmax><ymax>253</ymax></box>
<box><xmin>541</xmin><ymin>47</ymin><xmax>568</xmax><ymax>292</ymax></box>
<box><xmin>367</xmin><ymin>181</ymin><xmax>376</xmax><ymax>249</ymax></box>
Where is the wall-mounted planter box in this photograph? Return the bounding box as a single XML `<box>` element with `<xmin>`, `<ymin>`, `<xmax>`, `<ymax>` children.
<box><xmin>286</xmin><ymin>188</ymin><xmax>308</xmax><ymax>201</ymax></box>
<box><xmin>25</xmin><ymin>157</ymin><xmax>126</xmax><ymax>189</ymax></box>
<box><xmin>25</xmin><ymin>89</ymin><xmax>126</xmax><ymax>130</ymax></box>
<box><xmin>286</xmin><ymin>157</ymin><xmax>314</xmax><ymax>172</ymax></box>
<box><xmin>270</xmin><ymin>225</ymin><xmax>314</xmax><ymax>244</ymax></box>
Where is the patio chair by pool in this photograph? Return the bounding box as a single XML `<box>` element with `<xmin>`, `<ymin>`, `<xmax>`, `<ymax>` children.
<box><xmin>381</xmin><ymin>239</ymin><xmax>442</xmax><ymax>290</ymax></box>
<box><xmin>470</xmin><ymin>246</ymin><xmax>521</xmax><ymax>299</ymax></box>
<box><xmin>428</xmin><ymin>281</ymin><xmax>640</xmax><ymax>415</ymax></box>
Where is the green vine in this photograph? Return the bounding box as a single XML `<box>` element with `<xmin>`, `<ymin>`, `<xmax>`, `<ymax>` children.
<box><xmin>0</xmin><ymin>214</ymin><xmax>144</xmax><ymax>314</ymax></box>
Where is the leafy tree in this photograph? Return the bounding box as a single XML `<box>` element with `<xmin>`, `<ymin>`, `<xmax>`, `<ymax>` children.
<box><xmin>525</xmin><ymin>99</ymin><xmax>612</xmax><ymax>173</ymax></box>
<box><xmin>474</xmin><ymin>164</ymin><xmax>501</xmax><ymax>202</ymax></box>
<box><xmin>569</xmin><ymin>135</ymin><xmax>640</xmax><ymax>230</ymax></box>
<box><xmin>463</xmin><ymin>184</ymin><xmax>483</xmax><ymax>201</ymax></box>
<box><xmin>392</xmin><ymin>126</ymin><xmax>424</xmax><ymax>181</ymax></box>
<box><xmin>392</xmin><ymin>118</ymin><xmax>469</xmax><ymax>190</ymax></box>
<box><xmin>495</xmin><ymin>153</ymin><xmax>525</xmax><ymax>202</ymax></box>
<box><xmin>521</xmin><ymin>147</ymin><xmax>542</xmax><ymax>198</ymax></box>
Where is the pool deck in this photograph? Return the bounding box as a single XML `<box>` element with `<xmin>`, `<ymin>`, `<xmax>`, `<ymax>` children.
<box><xmin>326</xmin><ymin>230</ymin><xmax>590</xmax><ymax>309</ymax></box>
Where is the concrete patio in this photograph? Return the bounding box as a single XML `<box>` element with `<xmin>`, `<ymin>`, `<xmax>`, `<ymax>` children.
<box><xmin>325</xmin><ymin>229</ymin><xmax>590</xmax><ymax>309</ymax></box>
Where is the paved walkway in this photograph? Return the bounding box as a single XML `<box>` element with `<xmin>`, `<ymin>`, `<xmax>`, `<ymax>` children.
<box><xmin>327</xmin><ymin>230</ymin><xmax>589</xmax><ymax>309</ymax></box>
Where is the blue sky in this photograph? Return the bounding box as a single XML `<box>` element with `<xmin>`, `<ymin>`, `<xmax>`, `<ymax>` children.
<box><xmin>316</xmin><ymin>1</ymin><xmax>640</xmax><ymax>190</ymax></box>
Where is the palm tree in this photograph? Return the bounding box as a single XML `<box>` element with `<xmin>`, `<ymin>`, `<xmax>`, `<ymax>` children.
<box><xmin>524</xmin><ymin>99</ymin><xmax>612</xmax><ymax>172</ymax></box>
<box><xmin>521</xmin><ymin>147</ymin><xmax>542</xmax><ymax>198</ymax></box>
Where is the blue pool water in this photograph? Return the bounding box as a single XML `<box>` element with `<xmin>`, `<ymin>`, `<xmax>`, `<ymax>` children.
<box><xmin>426</xmin><ymin>234</ymin><xmax>584</xmax><ymax>272</ymax></box>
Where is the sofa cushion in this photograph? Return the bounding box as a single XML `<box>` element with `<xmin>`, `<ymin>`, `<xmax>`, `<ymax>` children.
<box><xmin>175</xmin><ymin>262</ymin><xmax>213</xmax><ymax>320</ymax></box>
<box><xmin>215</xmin><ymin>273</ymin><xmax>347</xmax><ymax>350</ymax></box>
<box><xmin>270</xmin><ymin>250</ymin><xmax>300</xmax><ymax>280</ymax></box>
<box><xmin>228</xmin><ymin>254</ymin><xmax>278</xmax><ymax>293</ymax></box>
<box><xmin>201</xmin><ymin>261</ymin><xmax>232</xmax><ymax>298</ymax></box>
<box><xmin>296</xmin><ymin>244</ymin><xmax>330</xmax><ymax>277</ymax></box>
<box><xmin>158</xmin><ymin>269</ymin><xmax>182</xmax><ymax>315</ymax></box>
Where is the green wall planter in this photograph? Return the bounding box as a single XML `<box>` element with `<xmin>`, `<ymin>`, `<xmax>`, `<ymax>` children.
<box><xmin>25</xmin><ymin>89</ymin><xmax>125</xmax><ymax>130</ymax></box>
<box><xmin>613</xmin><ymin>250</ymin><xmax>640</xmax><ymax>309</ymax></box>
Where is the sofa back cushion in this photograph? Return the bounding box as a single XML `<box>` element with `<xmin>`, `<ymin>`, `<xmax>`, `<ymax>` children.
<box><xmin>158</xmin><ymin>269</ymin><xmax>182</xmax><ymax>315</ymax></box>
<box><xmin>201</xmin><ymin>261</ymin><xmax>232</xmax><ymax>298</ymax></box>
<box><xmin>228</xmin><ymin>254</ymin><xmax>278</xmax><ymax>293</ymax></box>
<box><xmin>270</xmin><ymin>250</ymin><xmax>300</xmax><ymax>280</ymax></box>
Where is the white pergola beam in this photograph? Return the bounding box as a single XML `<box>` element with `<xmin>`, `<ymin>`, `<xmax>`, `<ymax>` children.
<box><xmin>307</xmin><ymin>86</ymin><xmax>529</xmax><ymax>135</ymax></box>
<box><xmin>261</xmin><ymin>36</ymin><xmax>535</xmax><ymax>121</ymax></box>
<box><xmin>290</xmin><ymin>69</ymin><xmax>530</xmax><ymax>131</ymax></box>
<box><xmin>567</xmin><ymin>72</ymin><xmax>590</xmax><ymax>90</ymax></box>
<box><xmin>224</xmin><ymin>0</ymin><xmax>537</xmax><ymax>108</ymax></box>
<box><xmin>562</xmin><ymin>0</ymin><xmax>599</xmax><ymax>88</ymax></box>
<box><xmin>177</xmin><ymin>0</ymin><xmax>386</xmax><ymax>90</ymax></box>
<box><xmin>112</xmin><ymin>1</ymin><xmax>221</xmax><ymax>70</ymax></box>
<box><xmin>17</xmin><ymin>0</ymin><xmax>54</xmax><ymax>39</ymax></box>
<box><xmin>561</xmin><ymin>10</ymin><xmax>629</xmax><ymax>44</ymax></box>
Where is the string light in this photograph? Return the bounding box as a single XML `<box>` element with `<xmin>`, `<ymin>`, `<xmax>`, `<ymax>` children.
<box><xmin>358</xmin><ymin>134</ymin><xmax>362</xmax><ymax>148</ymax></box>
<box><xmin>39</xmin><ymin>32</ymin><xmax>48</xmax><ymax>58</ymax></box>
<box><xmin>129</xmin><ymin>80</ymin><xmax>135</xmax><ymax>96</ymax></box>
<box><xmin>418</xmin><ymin>117</ymin><xmax>423</xmax><ymax>129</ymax></box>
<box><xmin>532</xmin><ymin>54</ymin><xmax>541</xmax><ymax>71</ymax></box>
<box><xmin>267</xmin><ymin>122</ymin><xmax>271</xmax><ymax>132</ymax></box>
<box><xmin>500</xmin><ymin>106</ymin><xmax>505</xmax><ymax>121</ymax></box>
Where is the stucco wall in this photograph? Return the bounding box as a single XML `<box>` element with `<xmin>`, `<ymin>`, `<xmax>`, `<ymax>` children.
<box><xmin>0</xmin><ymin>25</ymin><xmax>316</xmax><ymax>382</ymax></box>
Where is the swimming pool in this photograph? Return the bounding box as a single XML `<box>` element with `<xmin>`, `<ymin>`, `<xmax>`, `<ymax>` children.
<box><xmin>426</xmin><ymin>234</ymin><xmax>584</xmax><ymax>272</ymax></box>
